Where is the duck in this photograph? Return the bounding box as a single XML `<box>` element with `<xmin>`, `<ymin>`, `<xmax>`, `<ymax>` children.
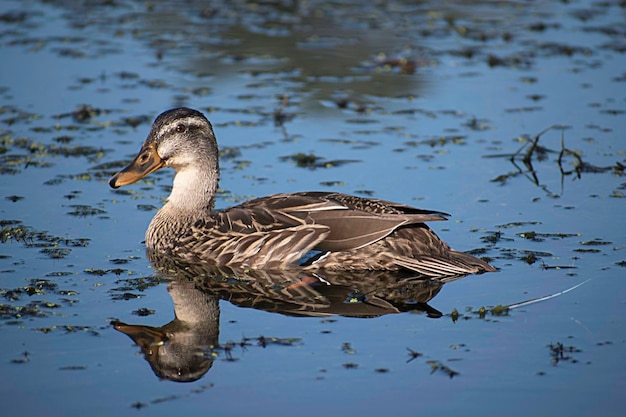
<box><xmin>109</xmin><ymin>107</ymin><xmax>496</xmax><ymax>277</ymax></box>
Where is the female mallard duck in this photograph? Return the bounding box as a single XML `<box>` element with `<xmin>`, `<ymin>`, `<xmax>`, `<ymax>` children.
<box><xmin>109</xmin><ymin>107</ymin><xmax>496</xmax><ymax>277</ymax></box>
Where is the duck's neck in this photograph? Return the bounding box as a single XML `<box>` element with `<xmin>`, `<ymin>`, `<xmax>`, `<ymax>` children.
<box><xmin>146</xmin><ymin>165</ymin><xmax>218</xmax><ymax>249</ymax></box>
<box><xmin>165</xmin><ymin>165</ymin><xmax>219</xmax><ymax>214</ymax></box>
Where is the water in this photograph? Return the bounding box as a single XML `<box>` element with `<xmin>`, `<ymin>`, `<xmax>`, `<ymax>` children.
<box><xmin>1</xmin><ymin>0</ymin><xmax>624</xmax><ymax>416</ymax></box>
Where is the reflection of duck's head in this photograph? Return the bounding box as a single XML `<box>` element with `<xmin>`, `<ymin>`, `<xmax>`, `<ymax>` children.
<box><xmin>109</xmin><ymin>107</ymin><xmax>496</xmax><ymax>274</ymax></box>
<box><xmin>113</xmin><ymin>280</ymin><xmax>219</xmax><ymax>383</ymax></box>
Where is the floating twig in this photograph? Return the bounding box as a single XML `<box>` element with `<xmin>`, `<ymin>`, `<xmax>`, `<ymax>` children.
<box><xmin>508</xmin><ymin>279</ymin><xmax>591</xmax><ymax>310</ymax></box>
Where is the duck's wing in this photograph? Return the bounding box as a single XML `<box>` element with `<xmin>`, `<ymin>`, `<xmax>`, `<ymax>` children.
<box><xmin>239</xmin><ymin>192</ymin><xmax>450</xmax><ymax>252</ymax></box>
<box><xmin>185</xmin><ymin>192</ymin><xmax>451</xmax><ymax>269</ymax></box>
<box><xmin>240</xmin><ymin>191</ymin><xmax>450</xmax><ymax>219</ymax></box>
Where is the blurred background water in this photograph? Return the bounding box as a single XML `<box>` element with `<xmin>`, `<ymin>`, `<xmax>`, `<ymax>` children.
<box><xmin>0</xmin><ymin>0</ymin><xmax>624</xmax><ymax>416</ymax></box>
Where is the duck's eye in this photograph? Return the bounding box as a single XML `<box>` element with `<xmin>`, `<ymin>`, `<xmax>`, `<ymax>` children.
<box><xmin>138</xmin><ymin>151</ymin><xmax>150</xmax><ymax>164</ymax></box>
<box><xmin>176</xmin><ymin>124</ymin><xmax>186</xmax><ymax>133</ymax></box>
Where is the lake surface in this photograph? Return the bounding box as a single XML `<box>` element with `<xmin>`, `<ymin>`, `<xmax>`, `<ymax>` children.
<box><xmin>1</xmin><ymin>0</ymin><xmax>624</xmax><ymax>416</ymax></box>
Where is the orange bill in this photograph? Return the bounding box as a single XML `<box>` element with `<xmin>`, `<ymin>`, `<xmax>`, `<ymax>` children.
<box><xmin>109</xmin><ymin>142</ymin><xmax>164</xmax><ymax>189</ymax></box>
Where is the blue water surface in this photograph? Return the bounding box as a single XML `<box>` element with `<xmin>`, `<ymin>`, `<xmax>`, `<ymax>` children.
<box><xmin>0</xmin><ymin>1</ymin><xmax>624</xmax><ymax>416</ymax></box>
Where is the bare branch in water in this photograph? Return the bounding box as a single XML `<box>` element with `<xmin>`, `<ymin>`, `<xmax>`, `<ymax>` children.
<box><xmin>485</xmin><ymin>126</ymin><xmax>623</xmax><ymax>196</ymax></box>
<box><xmin>508</xmin><ymin>279</ymin><xmax>591</xmax><ymax>310</ymax></box>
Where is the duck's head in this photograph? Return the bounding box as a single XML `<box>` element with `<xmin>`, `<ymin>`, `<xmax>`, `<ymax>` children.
<box><xmin>109</xmin><ymin>107</ymin><xmax>218</xmax><ymax>189</ymax></box>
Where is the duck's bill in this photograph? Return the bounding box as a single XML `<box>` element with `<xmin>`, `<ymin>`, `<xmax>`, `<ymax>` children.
<box><xmin>109</xmin><ymin>143</ymin><xmax>165</xmax><ymax>189</ymax></box>
<box><xmin>112</xmin><ymin>321</ymin><xmax>166</xmax><ymax>346</ymax></box>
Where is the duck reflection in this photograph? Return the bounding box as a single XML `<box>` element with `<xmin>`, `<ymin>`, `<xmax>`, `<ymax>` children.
<box><xmin>113</xmin><ymin>252</ymin><xmax>468</xmax><ymax>382</ymax></box>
